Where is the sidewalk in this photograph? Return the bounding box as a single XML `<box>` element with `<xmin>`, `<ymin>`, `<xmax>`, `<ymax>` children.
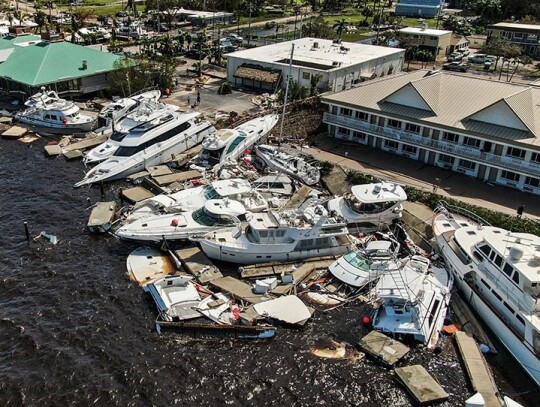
<box><xmin>303</xmin><ymin>134</ymin><xmax>540</xmax><ymax>220</ymax></box>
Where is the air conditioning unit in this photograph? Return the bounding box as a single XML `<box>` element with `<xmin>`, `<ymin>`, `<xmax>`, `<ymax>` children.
<box><xmin>312</xmin><ymin>42</ymin><xmax>319</xmax><ymax>49</ymax></box>
<box><xmin>506</xmin><ymin>181</ymin><xmax>517</xmax><ymax>187</ymax></box>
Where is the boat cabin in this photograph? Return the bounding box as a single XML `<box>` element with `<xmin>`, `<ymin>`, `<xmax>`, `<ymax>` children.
<box><xmin>345</xmin><ymin>182</ymin><xmax>407</xmax><ymax>215</ymax></box>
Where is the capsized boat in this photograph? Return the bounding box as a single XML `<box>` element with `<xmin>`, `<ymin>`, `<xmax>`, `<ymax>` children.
<box><xmin>85</xmin><ymin>98</ymin><xmax>176</xmax><ymax>165</ymax></box>
<box><xmin>123</xmin><ymin>178</ymin><xmax>268</xmax><ymax>224</ymax></box>
<box><xmin>116</xmin><ymin>199</ymin><xmax>247</xmax><ymax>242</ymax></box>
<box><xmin>371</xmin><ymin>255</ymin><xmax>452</xmax><ymax>348</ymax></box>
<box><xmin>143</xmin><ymin>275</ymin><xmax>201</xmax><ymax>321</ymax></box>
<box><xmin>255</xmin><ymin>144</ymin><xmax>320</xmax><ymax>186</ymax></box>
<box><xmin>327</xmin><ymin>181</ymin><xmax>407</xmax><ymax>231</ymax></box>
<box><xmin>196</xmin><ymin>198</ymin><xmax>353</xmax><ymax>264</ymax></box>
<box><xmin>191</xmin><ymin>112</ymin><xmax>279</xmax><ymax>169</ymax></box>
<box><xmin>433</xmin><ymin>203</ymin><xmax>540</xmax><ymax>386</ymax></box>
<box><xmin>14</xmin><ymin>88</ymin><xmax>96</xmax><ymax>132</ymax></box>
<box><xmin>75</xmin><ymin>111</ymin><xmax>215</xmax><ymax>187</ymax></box>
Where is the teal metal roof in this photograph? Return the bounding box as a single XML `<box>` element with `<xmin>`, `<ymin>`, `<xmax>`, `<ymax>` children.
<box><xmin>0</xmin><ymin>35</ymin><xmax>42</xmax><ymax>50</ymax></box>
<box><xmin>0</xmin><ymin>36</ymin><xmax>122</xmax><ymax>86</ymax></box>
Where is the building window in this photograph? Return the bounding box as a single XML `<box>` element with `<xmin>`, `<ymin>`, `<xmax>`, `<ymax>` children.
<box><xmin>531</xmin><ymin>152</ymin><xmax>540</xmax><ymax>163</ymax></box>
<box><xmin>387</xmin><ymin>119</ymin><xmax>401</xmax><ymax>129</ymax></box>
<box><xmin>525</xmin><ymin>176</ymin><xmax>540</xmax><ymax>188</ymax></box>
<box><xmin>458</xmin><ymin>159</ymin><xmax>476</xmax><ymax>170</ymax></box>
<box><xmin>501</xmin><ymin>170</ymin><xmax>520</xmax><ymax>182</ymax></box>
<box><xmin>513</xmin><ymin>33</ymin><xmax>523</xmax><ymax>39</ymax></box>
<box><xmin>341</xmin><ymin>108</ymin><xmax>352</xmax><ymax>116</ymax></box>
<box><xmin>352</xmin><ymin>131</ymin><xmax>366</xmax><ymax>141</ymax></box>
<box><xmin>337</xmin><ymin>127</ymin><xmax>349</xmax><ymax>136</ymax></box>
<box><xmin>439</xmin><ymin>154</ymin><xmax>455</xmax><ymax>165</ymax></box>
<box><xmin>302</xmin><ymin>71</ymin><xmax>311</xmax><ymax>80</ymax></box>
<box><xmin>384</xmin><ymin>140</ymin><xmax>399</xmax><ymax>150</ymax></box>
<box><xmin>405</xmin><ymin>123</ymin><xmax>420</xmax><ymax>134</ymax></box>
<box><xmin>430</xmin><ymin>36</ymin><xmax>437</xmax><ymax>40</ymax></box>
<box><xmin>355</xmin><ymin>111</ymin><xmax>368</xmax><ymax>121</ymax></box>
<box><xmin>463</xmin><ymin>136</ymin><xmax>481</xmax><ymax>148</ymax></box>
<box><xmin>506</xmin><ymin>147</ymin><xmax>525</xmax><ymax>159</ymax></box>
<box><xmin>442</xmin><ymin>132</ymin><xmax>459</xmax><ymax>143</ymax></box>
<box><xmin>402</xmin><ymin>144</ymin><xmax>417</xmax><ymax>155</ymax></box>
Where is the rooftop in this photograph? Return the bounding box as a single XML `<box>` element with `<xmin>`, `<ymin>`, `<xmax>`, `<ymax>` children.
<box><xmin>490</xmin><ymin>22</ymin><xmax>540</xmax><ymax>32</ymax></box>
<box><xmin>226</xmin><ymin>38</ymin><xmax>404</xmax><ymax>72</ymax></box>
<box><xmin>398</xmin><ymin>27</ymin><xmax>452</xmax><ymax>37</ymax></box>
<box><xmin>322</xmin><ymin>70</ymin><xmax>540</xmax><ymax>147</ymax></box>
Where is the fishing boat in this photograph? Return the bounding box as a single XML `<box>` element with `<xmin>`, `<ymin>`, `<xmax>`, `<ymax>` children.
<box><xmin>255</xmin><ymin>144</ymin><xmax>320</xmax><ymax>186</ymax></box>
<box><xmin>74</xmin><ymin>111</ymin><xmax>215</xmax><ymax>187</ymax></box>
<box><xmin>85</xmin><ymin>98</ymin><xmax>175</xmax><ymax>165</ymax></box>
<box><xmin>123</xmin><ymin>178</ymin><xmax>268</xmax><ymax>224</ymax></box>
<box><xmin>371</xmin><ymin>255</ymin><xmax>452</xmax><ymax>348</ymax></box>
<box><xmin>14</xmin><ymin>88</ymin><xmax>96</xmax><ymax>132</ymax></box>
<box><xmin>329</xmin><ymin>235</ymin><xmax>401</xmax><ymax>288</ymax></box>
<box><xmin>115</xmin><ymin>199</ymin><xmax>247</xmax><ymax>242</ymax></box>
<box><xmin>327</xmin><ymin>182</ymin><xmax>407</xmax><ymax>231</ymax></box>
<box><xmin>96</xmin><ymin>88</ymin><xmax>162</xmax><ymax>129</ymax></box>
<box><xmin>196</xmin><ymin>198</ymin><xmax>353</xmax><ymax>264</ymax></box>
<box><xmin>433</xmin><ymin>204</ymin><xmax>540</xmax><ymax>385</ymax></box>
<box><xmin>191</xmin><ymin>113</ymin><xmax>279</xmax><ymax>170</ymax></box>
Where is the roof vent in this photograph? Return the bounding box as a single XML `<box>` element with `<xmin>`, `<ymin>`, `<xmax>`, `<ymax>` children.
<box><xmin>332</xmin><ymin>61</ymin><xmax>340</xmax><ymax>67</ymax></box>
<box><xmin>82</xmin><ymin>60</ymin><xmax>88</xmax><ymax>70</ymax></box>
<box><xmin>312</xmin><ymin>41</ymin><xmax>319</xmax><ymax>49</ymax></box>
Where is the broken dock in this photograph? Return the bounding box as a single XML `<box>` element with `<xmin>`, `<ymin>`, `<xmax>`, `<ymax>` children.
<box><xmin>455</xmin><ymin>331</ymin><xmax>502</xmax><ymax>407</ymax></box>
<box><xmin>394</xmin><ymin>365</ymin><xmax>449</xmax><ymax>405</ymax></box>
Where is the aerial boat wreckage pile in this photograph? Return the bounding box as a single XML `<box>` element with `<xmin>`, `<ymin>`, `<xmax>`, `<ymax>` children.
<box><xmin>2</xmin><ymin>88</ymin><xmax>536</xmax><ymax>405</ymax></box>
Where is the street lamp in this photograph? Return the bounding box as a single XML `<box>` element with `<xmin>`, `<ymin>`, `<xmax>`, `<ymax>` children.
<box><xmin>247</xmin><ymin>1</ymin><xmax>252</xmax><ymax>46</ymax></box>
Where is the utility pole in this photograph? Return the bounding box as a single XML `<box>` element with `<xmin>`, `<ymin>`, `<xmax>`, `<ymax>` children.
<box><xmin>375</xmin><ymin>1</ymin><xmax>384</xmax><ymax>43</ymax></box>
<box><xmin>247</xmin><ymin>1</ymin><xmax>252</xmax><ymax>46</ymax></box>
<box><xmin>279</xmin><ymin>43</ymin><xmax>295</xmax><ymax>143</ymax></box>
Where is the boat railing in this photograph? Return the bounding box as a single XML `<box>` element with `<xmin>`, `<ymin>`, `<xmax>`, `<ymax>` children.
<box><xmin>478</xmin><ymin>261</ymin><xmax>528</xmax><ymax>311</ymax></box>
<box><xmin>130</xmin><ymin>85</ymin><xmax>159</xmax><ymax>98</ymax></box>
<box><xmin>434</xmin><ymin>200</ymin><xmax>491</xmax><ymax>227</ymax></box>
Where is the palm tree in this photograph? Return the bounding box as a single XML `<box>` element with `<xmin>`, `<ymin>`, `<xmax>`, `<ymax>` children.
<box><xmin>34</xmin><ymin>10</ymin><xmax>47</xmax><ymax>33</ymax></box>
<box><xmin>332</xmin><ymin>18</ymin><xmax>348</xmax><ymax>40</ymax></box>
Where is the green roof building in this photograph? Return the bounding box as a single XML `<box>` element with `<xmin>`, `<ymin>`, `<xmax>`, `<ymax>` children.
<box><xmin>0</xmin><ymin>32</ymin><xmax>123</xmax><ymax>98</ymax></box>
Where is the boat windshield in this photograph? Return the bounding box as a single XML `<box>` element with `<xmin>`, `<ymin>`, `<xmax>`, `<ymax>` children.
<box><xmin>192</xmin><ymin>208</ymin><xmax>233</xmax><ymax>226</ymax></box>
<box><xmin>344</xmin><ymin>195</ymin><xmax>398</xmax><ymax>214</ymax></box>
<box><xmin>110</xmin><ymin>131</ymin><xmax>129</xmax><ymax>142</ymax></box>
<box><xmin>343</xmin><ymin>251</ymin><xmax>370</xmax><ymax>271</ymax></box>
<box><xmin>203</xmin><ymin>187</ymin><xmax>222</xmax><ymax>200</ymax></box>
<box><xmin>226</xmin><ymin>132</ymin><xmax>247</xmax><ymax>155</ymax></box>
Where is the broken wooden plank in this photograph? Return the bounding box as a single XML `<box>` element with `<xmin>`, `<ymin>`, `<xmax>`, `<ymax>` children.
<box><xmin>359</xmin><ymin>330</ymin><xmax>410</xmax><ymax>366</ymax></box>
<box><xmin>394</xmin><ymin>365</ymin><xmax>449</xmax><ymax>405</ymax></box>
<box><xmin>62</xmin><ymin>133</ymin><xmax>108</xmax><ymax>152</ymax></box>
<box><xmin>63</xmin><ymin>149</ymin><xmax>83</xmax><ymax>160</ymax></box>
<box><xmin>126</xmin><ymin>170</ymin><xmax>150</xmax><ymax>183</ymax></box>
<box><xmin>121</xmin><ymin>186</ymin><xmax>155</xmax><ymax>204</ymax></box>
<box><xmin>240</xmin><ymin>256</ymin><xmax>336</xmax><ymax>279</ymax></box>
<box><xmin>153</xmin><ymin>170</ymin><xmax>202</xmax><ymax>186</ymax></box>
<box><xmin>209</xmin><ymin>276</ymin><xmax>269</xmax><ymax>305</ymax></box>
<box><xmin>154</xmin><ymin>319</ymin><xmax>276</xmax><ymax>339</ymax></box>
<box><xmin>146</xmin><ymin>165</ymin><xmax>173</xmax><ymax>177</ymax></box>
<box><xmin>18</xmin><ymin>134</ymin><xmax>40</xmax><ymax>144</ymax></box>
<box><xmin>282</xmin><ymin>185</ymin><xmax>314</xmax><ymax>210</ymax></box>
<box><xmin>171</xmin><ymin>246</ymin><xmax>223</xmax><ymax>284</ymax></box>
<box><xmin>44</xmin><ymin>144</ymin><xmax>63</xmax><ymax>156</ymax></box>
<box><xmin>2</xmin><ymin>125</ymin><xmax>27</xmax><ymax>138</ymax></box>
<box><xmin>87</xmin><ymin>201</ymin><xmax>117</xmax><ymax>233</ymax></box>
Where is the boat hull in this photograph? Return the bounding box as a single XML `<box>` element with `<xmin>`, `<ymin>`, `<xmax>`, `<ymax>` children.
<box><xmin>16</xmin><ymin>115</ymin><xmax>96</xmax><ymax>133</ymax></box>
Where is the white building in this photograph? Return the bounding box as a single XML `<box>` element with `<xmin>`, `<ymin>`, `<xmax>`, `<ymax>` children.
<box><xmin>321</xmin><ymin>70</ymin><xmax>540</xmax><ymax>196</ymax></box>
<box><xmin>226</xmin><ymin>37</ymin><xmax>405</xmax><ymax>93</ymax></box>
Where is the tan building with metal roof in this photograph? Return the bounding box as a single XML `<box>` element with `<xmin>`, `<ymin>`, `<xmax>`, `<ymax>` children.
<box><xmin>321</xmin><ymin>70</ymin><xmax>540</xmax><ymax>196</ymax></box>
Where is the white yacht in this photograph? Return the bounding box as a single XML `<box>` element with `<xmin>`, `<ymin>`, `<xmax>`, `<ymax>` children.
<box><xmin>196</xmin><ymin>198</ymin><xmax>353</xmax><ymax>264</ymax></box>
<box><xmin>14</xmin><ymin>88</ymin><xmax>96</xmax><ymax>132</ymax></box>
<box><xmin>96</xmin><ymin>88</ymin><xmax>162</xmax><ymax>129</ymax></box>
<box><xmin>327</xmin><ymin>182</ymin><xmax>407</xmax><ymax>230</ymax></box>
<box><xmin>372</xmin><ymin>255</ymin><xmax>452</xmax><ymax>349</ymax></box>
<box><xmin>433</xmin><ymin>205</ymin><xmax>540</xmax><ymax>385</ymax></box>
<box><xmin>86</xmin><ymin>98</ymin><xmax>175</xmax><ymax>165</ymax></box>
<box><xmin>78</xmin><ymin>26</ymin><xmax>111</xmax><ymax>41</ymax></box>
<box><xmin>191</xmin><ymin>113</ymin><xmax>279</xmax><ymax>169</ymax></box>
<box><xmin>329</xmin><ymin>237</ymin><xmax>401</xmax><ymax>288</ymax></box>
<box><xmin>116</xmin><ymin>199</ymin><xmax>247</xmax><ymax>242</ymax></box>
<box><xmin>74</xmin><ymin>111</ymin><xmax>215</xmax><ymax>187</ymax></box>
<box><xmin>251</xmin><ymin>174</ymin><xmax>295</xmax><ymax>197</ymax></box>
<box><xmin>123</xmin><ymin>178</ymin><xmax>268</xmax><ymax>224</ymax></box>
<box><xmin>255</xmin><ymin>144</ymin><xmax>320</xmax><ymax>186</ymax></box>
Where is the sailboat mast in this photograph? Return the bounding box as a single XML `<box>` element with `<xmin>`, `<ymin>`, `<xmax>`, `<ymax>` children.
<box><xmin>278</xmin><ymin>43</ymin><xmax>295</xmax><ymax>143</ymax></box>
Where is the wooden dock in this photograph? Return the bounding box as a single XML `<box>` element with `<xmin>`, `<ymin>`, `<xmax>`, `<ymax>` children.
<box><xmin>209</xmin><ymin>276</ymin><xmax>269</xmax><ymax>305</ymax></box>
<box><xmin>121</xmin><ymin>186</ymin><xmax>155</xmax><ymax>204</ymax></box>
<box><xmin>395</xmin><ymin>365</ymin><xmax>449</xmax><ymax>404</ymax></box>
<box><xmin>171</xmin><ymin>246</ymin><xmax>223</xmax><ymax>284</ymax></box>
<box><xmin>359</xmin><ymin>331</ymin><xmax>410</xmax><ymax>366</ymax></box>
<box><xmin>455</xmin><ymin>331</ymin><xmax>502</xmax><ymax>407</ymax></box>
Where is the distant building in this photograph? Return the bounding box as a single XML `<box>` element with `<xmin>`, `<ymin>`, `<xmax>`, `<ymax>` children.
<box><xmin>395</xmin><ymin>0</ymin><xmax>445</xmax><ymax>18</ymax></box>
<box><xmin>168</xmin><ymin>8</ymin><xmax>235</xmax><ymax>27</ymax></box>
<box><xmin>0</xmin><ymin>32</ymin><xmax>122</xmax><ymax>98</ymax></box>
<box><xmin>225</xmin><ymin>38</ymin><xmax>405</xmax><ymax>93</ymax></box>
<box><xmin>398</xmin><ymin>27</ymin><xmax>452</xmax><ymax>60</ymax></box>
<box><xmin>449</xmin><ymin>34</ymin><xmax>469</xmax><ymax>54</ymax></box>
<box><xmin>487</xmin><ymin>23</ymin><xmax>540</xmax><ymax>59</ymax></box>
<box><xmin>321</xmin><ymin>70</ymin><xmax>540</xmax><ymax>196</ymax></box>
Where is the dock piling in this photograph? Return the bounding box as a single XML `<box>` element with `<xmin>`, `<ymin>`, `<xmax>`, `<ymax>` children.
<box><xmin>119</xmin><ymin>188</ymin><xmax>124</xmax><ymax>206</ymax></box>
<box><xmin>24</xmin><ymin>222</ymin><xmax>30</xmax><ymax>241</ymax></box>
<box><xmin>100</xmin><ymin>180</ymin><xmax>104</xmax><ymax>197</ymax></box>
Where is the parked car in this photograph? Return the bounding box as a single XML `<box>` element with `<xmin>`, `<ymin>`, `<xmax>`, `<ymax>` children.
<box><xmin>116</xmin><ymin>11</ymin><xmax>127</xmax><ymax>17</ymax></box>
<box><xmin>447</xmin><ymin>52</ymin><xmax>464</xmax><ymax>62</ymax></box>
<box><xmin>442</xmin><ymin>61</ymin><xmax>470</xmax><ymax>72</ymax></box>
<box><xmin>467</xmin><ymin>53</ymin><xmax>487</xmax><ymax>64</ymax></box>
<box><xmin>226</xmin><ymin>34</ymin><xmax>243</xmax><ymax>43</ymax></box>
<box><xmin>185</xmin><ymin>49</ymin><xmax>208</xmax><ymax>60</ymax></box>
<box><xmin>458</xmin><ymin>49</ymin><xmax>470</xmax><ymax>56</ymax></box>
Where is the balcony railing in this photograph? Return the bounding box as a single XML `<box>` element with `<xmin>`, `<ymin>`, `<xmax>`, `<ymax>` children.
<box><xmin>324</xmin><ymin>112</ymin><xmax>540</xmax><ymax>177</ymax></box>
